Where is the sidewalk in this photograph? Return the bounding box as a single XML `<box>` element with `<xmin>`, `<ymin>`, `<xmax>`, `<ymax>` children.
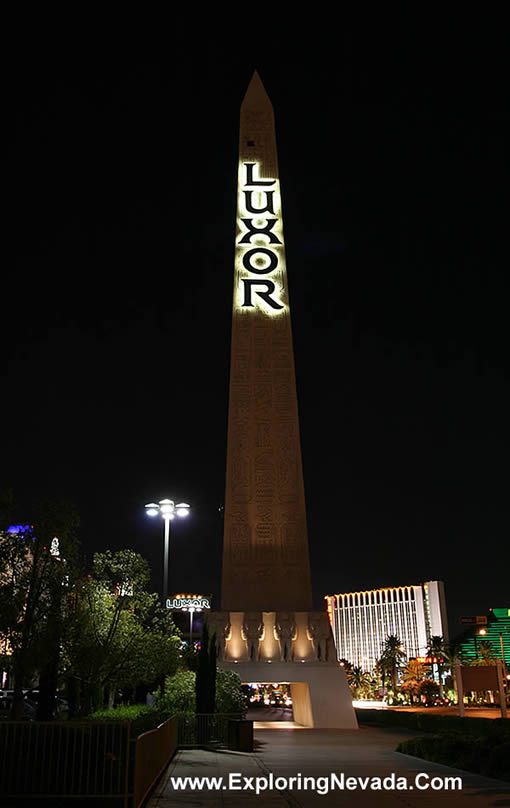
<box><xmin>386</xmin><ymin>705</ymin><xmax>508</xmax><ymax>720</ymax></box>
<box><xmin>147</xmin><ymin>725</ymin><xmax>510</xmax><ymax>807</ymax></box>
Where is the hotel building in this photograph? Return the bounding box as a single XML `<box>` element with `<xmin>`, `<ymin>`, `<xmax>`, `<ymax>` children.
<box><xmin>455</xmin><ymin>607</ymin><xmax>510</xmax><ymax>665</ymax></box>
<box><xmin>326</xmin><ymin>581</ymin><xmax>448</xmax><ymax>672</ymax></box>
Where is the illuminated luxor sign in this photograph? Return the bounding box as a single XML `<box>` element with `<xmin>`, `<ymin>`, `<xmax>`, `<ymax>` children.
<box><xmin>166</xmin><ymin>596</ymin><xmax>211</xmax><ymax>610</ymax></box>
<box><xmin>236</xmin><ymin>162</ymin><xmax>285</xmax><ymax>314</ymax></box>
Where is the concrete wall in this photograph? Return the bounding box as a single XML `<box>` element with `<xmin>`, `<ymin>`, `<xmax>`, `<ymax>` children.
<box><xmin>290</xmin><ymin>682</ymin><xmax>313</xmax><ymax>727</ymax></box>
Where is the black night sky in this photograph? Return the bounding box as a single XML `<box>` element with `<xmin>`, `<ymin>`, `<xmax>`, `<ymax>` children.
<box><xmin>3</xmin><ymin>30</ymin><xmax>509</xmax><ymax>640</ymax></box>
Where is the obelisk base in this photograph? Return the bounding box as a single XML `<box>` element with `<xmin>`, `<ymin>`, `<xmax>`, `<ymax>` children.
<box><xmin>209</xmin><ymin>610</ymin><xmax>358</xmax><ymax>729</ymax></box>
<box><xmin>221</xmin><ymin>661</ymin><xmax>357</xmax><ymax>728</ymax></box>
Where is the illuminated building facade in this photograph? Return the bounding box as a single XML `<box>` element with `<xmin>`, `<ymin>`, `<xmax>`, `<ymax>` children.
<box><xmin>326</xmin><ymin>580</ymin><xmax>448</xmax><ymax>672</ymax></box>
<box><xmin>455</xmin><ymin>607</ymin><xmax>510</xmax><ymax>666</ymax></box>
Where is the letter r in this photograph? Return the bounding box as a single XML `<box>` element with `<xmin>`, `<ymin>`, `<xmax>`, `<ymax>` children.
<box><xmin>241</xmin><ymin>279</ymin><xmax>284</xmax><ymax>310</ymax></box>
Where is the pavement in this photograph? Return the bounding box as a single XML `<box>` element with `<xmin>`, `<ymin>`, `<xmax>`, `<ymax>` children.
<box><xmin>385</xmin><ymin>706</ymin><xmax>508</xmax><ymax>720</ymax></box>
<box><xmin>248</xmin><ymin>707</ymin><xmax>294</xmax><ymax>723</ymax></box>
<box><xmin>147</xmin><ymin>724</ymin><xmax>510</xmax><ymax>808</ymax></box>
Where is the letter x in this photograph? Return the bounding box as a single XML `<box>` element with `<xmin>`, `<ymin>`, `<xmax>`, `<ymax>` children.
<box><xmin>239</xmin><ymin>219</ymin><xmax>282</xmax><ymax>244</ymax></box>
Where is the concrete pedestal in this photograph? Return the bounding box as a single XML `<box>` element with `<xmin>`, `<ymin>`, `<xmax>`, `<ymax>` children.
<box><xmin>220</xmin><ymin>660</ymin><xmax>357</xmax><ymax>729</ymax></box>
<box><xmin>210</xmin><ymin>609</ymin><xmax>358</xmax><ymax>729</ymax></box>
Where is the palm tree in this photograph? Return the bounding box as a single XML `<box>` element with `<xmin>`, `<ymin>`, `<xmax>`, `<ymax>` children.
<box><xmin>427</xmin><ymin>635</ymin><xmax>448</xmax><ymax>699</ymax></box>
<box><xmin>374</xmin><ymin>659</ymin><xmax>385</xmax><ymax>690</ymax></box>
<box><xmin>339</xmin><ymin>658</ymin><xmax>353</xmax><ymax>674</ymax></box>
<box><xmin>472</xmin><ymin>640</ymin><xmax>497</xmax><ymax>666</ymax></box>
<box><xmin>348</xmin><ymin>666</ymin><xmax>365</xmax><ymax>687</ymax></box>
<box><xmin>439</xmin><ymin>641</ymin><xmax>463</xmax><ymax>704</ymax></box>
<box><xmin>348</xmin><ymin>666</ymin><xmax>375</xmax><ymax>700</ymax></box>
<box><xmin>400</xmin><ymin>659</ymin><xmax>427</xmax><ymax>705</ymax></box>
<box><xmin>379</xmin><ymin>635</ymin><xmax>406</xmax><ymax>700</ymax></box>
<box><xmin>401</xmin><ymin>659</ymin><xmax>427</xmax><ymax>683</ymax></box>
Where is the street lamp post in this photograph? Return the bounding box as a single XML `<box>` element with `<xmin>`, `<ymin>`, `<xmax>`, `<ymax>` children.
<box><xmin>188</xmin><ymin>606</ymin><xmax>196</xmax><ymax>647</ymax></box>
<box><xmin>144</xmin><ymin>499</ymin><xmax>190</xmax><ymax>602</ymax></box>
<box><xmin>474</xmin><ymin>628</ymin><xmax>487</xmax><ymax>660</ymax></box>
<box><xmin>499</xmin><ymin>633</ymin><xmax>507</xmax><ymax>675</ymax></box>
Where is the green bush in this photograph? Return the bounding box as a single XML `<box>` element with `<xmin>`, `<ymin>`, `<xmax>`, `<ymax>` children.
<box><xmin>87</xmin><ymin>703</ymin><xmax>166</xmax><ymax>735</ymax></box>
<box><xmin>397</xmin><ymin>730</ymin><xmax>510</xmax><ymax>781</ymax></box>
<box><xmin>155</xmin><ymin>670</ymin><xmax>196</xmax><ymax>715</ymax></box>
<box><xmin>355</xmin><ymin>709</ymin><xmax>420</xmax><ymax>728</ymax></box>
<box><xmin>215</xmin><ymin>669</ymin><xmax>247</xmax><ymax>715</ymax></box>
<box><xmin>356</xmin><ymin>708</ymin><xmax>510</xmax><ymax>737</ymax></box>
<box><xmin>88</xmin><ymin>704</ymin><xmax>155</xmax><ymax>722</ymax></box>
<box><xmin>154</xmin><ymin>668</ymin><xmax>247</xmax><ymax>716</ymax></box>
<box><xmin>489</xmin><ymin>741</ymin><xmax>510</xmax><ymax>781</ymax></box>
<box><xmin>415</xmin><ymin>713</ymin><xmax>498</xmax><ymax>734</ymax></box>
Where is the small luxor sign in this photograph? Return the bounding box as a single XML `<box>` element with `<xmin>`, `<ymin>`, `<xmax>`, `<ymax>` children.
<box><xmin>166</xmin><ymin>596</ymin><xmax>211</xmax><ymax>610</ymax></box>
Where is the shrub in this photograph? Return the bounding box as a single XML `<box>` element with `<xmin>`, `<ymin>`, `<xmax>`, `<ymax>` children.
<box><xmin>397</xmin><ymin>730</ymin><xmax>510</xmax><ymax>781</ymax></box>
<box><xmin>356</xmin><ymin>707</ymin><xmax>510</xmax><ymax>737</ymax></box>
<box><xmin>88</xmin><ymin>703</ymin><xmax>165</xmax><ymax>735</ymax></box>
<box><xmin>154</xmin><ymin>668</ymin><xmax>247</xmax><ymax>716</ymax></box>
<box><xmin>155</xmin><ymin>670</ymin><xmax>196</xmax><ymax>715</ymax></box>
<box><xmin>88</xmin><ymin>704</ymin><xmax>155</xmax><ymax>721</ymax></box>
<box><xmin>489</xmin><ymin>741</ymin><xmax>510</xmax><ymax>780</ymax></box>
<box><xmin>215</xmin><ymin>669</ymin><xmax>247</xmax><ymax>714</ymax></box>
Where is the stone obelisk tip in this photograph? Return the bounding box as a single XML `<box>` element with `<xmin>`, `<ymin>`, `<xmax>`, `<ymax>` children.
<box><xmin>241</xmin><ymin>70</ymin><xmax>273</xmax><ymax>111</ymax></box>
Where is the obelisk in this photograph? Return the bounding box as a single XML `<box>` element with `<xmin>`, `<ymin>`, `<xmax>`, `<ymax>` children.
<box><xmin>221</xmin><ymin>72</ymin><xmax>313</xmax><ymax>612</ymax></box>
<box><xmin>212</xmin><ymin>73</ymin><xmax>357</xmax><ymax>729</ymax></box>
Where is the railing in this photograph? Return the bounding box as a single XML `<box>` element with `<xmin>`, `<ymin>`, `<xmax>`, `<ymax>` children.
<box><xmin>0</xmin><ymin>713</ymin><xmax>246</xmax><ymax>803</ymax></box>
<box><xmin>0</xmin><ymin>720</ymin><xmax>132</xmax><ymax>803</ymax></box>
<box><xmin>177</xmin><ymin>713</ymin><xmax>242</xmax><ymax>746</ymax></box>
<box><xmin>133</xmin><ymin>716</ymin><xmax>177</xmax><ymax>808</ymax></box>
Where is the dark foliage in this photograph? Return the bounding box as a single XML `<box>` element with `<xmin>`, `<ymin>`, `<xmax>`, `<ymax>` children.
<box><xmin>397</xmin><ymin>729</ymin><xmax>510</xmax><ymax>781</ymax></box>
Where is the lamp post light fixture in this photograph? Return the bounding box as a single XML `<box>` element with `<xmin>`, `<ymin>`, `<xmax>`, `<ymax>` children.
<box><xmin>144</xmin><ymin>499</ymin><xmax>190</xmax><ymax>601</ymax></box>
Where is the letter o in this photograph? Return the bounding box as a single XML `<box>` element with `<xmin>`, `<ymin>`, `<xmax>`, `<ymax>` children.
<box><xmin>242</xmin><ymin>248</ymin><xmax>278</xmax><ymax>274</ymax></box>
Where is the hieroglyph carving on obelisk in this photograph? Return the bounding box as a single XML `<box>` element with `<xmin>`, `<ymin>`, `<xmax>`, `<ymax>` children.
<box><xmin>221</xmin><ymin>71</ymin><xmax>313</xmax><ymax>612</ymax></box>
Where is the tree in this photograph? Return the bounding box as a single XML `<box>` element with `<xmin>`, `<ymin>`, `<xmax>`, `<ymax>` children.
<box><xmin>215</xmin><ymin>669</ymin><xmax>247</xmax><ymax>714</ymax></box>
<box><xmin>399</xmin><ymin>660</ymin><xmax>427</xmax><ymax>705</ymax></box>
<box><xmin>195</xmin><ymin>619</ymin><xmax>216</xmax><ymax>714</ymax></box>
<box><xmin>436</xmin><ymin>640</ymin><xmax>464</xmax><ymax>701</ymax></box>
<box><xmin>339</xmin><ymin>658</ymin><xmax>353</xmax><ymax>673</ymax></box>
<box><xmin>373</xmin><ymin>659</ymin><xmax>386</xmax><ymax>692</ymax></box>
<box><xmin>63</xmin><ymin>550</ymin><xmax>180</xmax><ymax>713</ymax></box>
<box><xmin>427</xmin><ymin>635</ymin><xmax>449</xmax><ymax>699</ymax></box>
<box><xmin>379</xmin><ymin>635</ymin><xmax>406</xmax><ymax>700</ymax></box>
<box><xmin>0</xmin><ymin>498</ymin><xmax>80</xmax><ymax>719</ymax></box>
<box><xmin>401</xmin><ymin>659</ymin><xmax>426</xmax><ymax>683</ymax></box>
<box><xmin>155</xmin><ymin>668</ymin><xmax>247</xmax><ymax>716</ymax></box>
<box><xmin>155</xmin><ymin>670</ymin><xmax>197</xmax><ymax>714</ymax></box>
<box><xmin>471</xmin><ymin>641</ymin><xmax>497</xmax><ymax>666</ymax></box>
<box><xmin>347</xmin><ymin>666</ymin><xmax>376</xmax><ymax>700</ymax></box>
<box><xmin>419</xmin><ymin>678</ymin><xmax>440</xmax><ymax>702</ymax></box>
